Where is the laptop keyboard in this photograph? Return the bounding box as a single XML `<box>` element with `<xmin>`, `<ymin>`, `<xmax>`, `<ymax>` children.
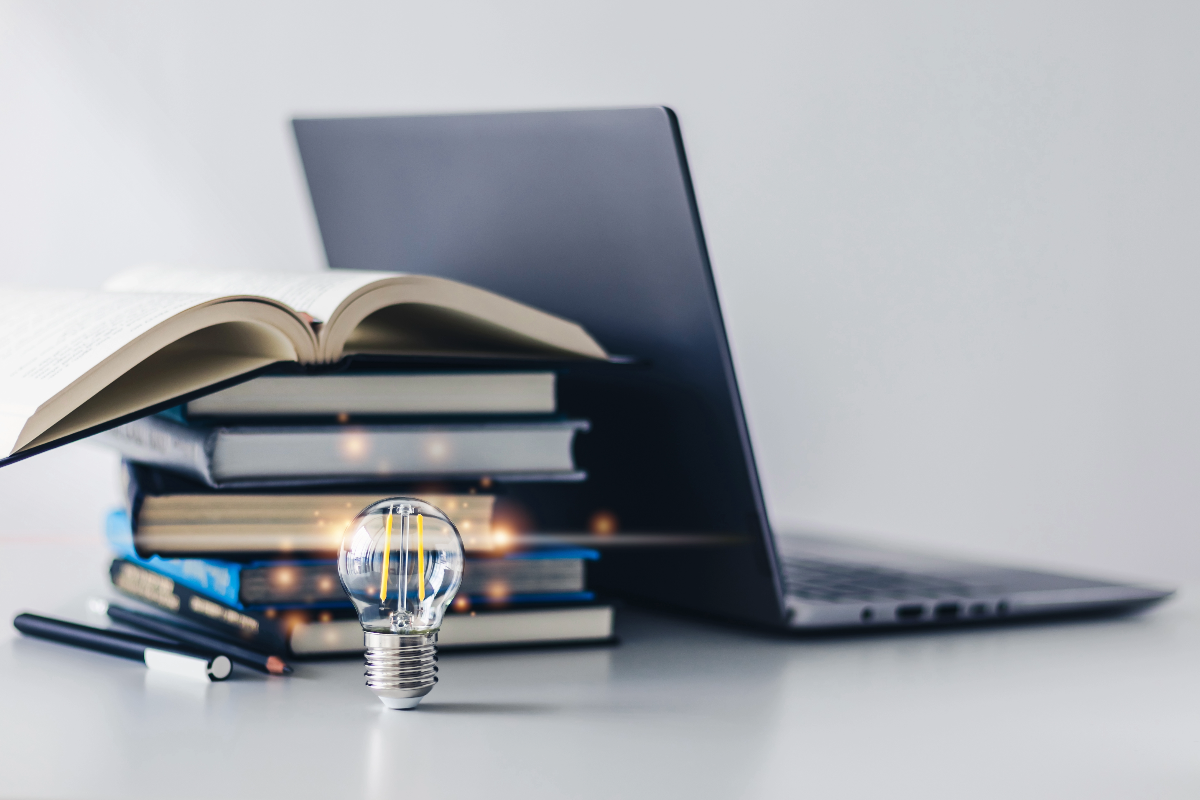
<box><xmin>782</xmin><ymin>558</ymin><xmax>977</xmax><ymax>603</ymax></box>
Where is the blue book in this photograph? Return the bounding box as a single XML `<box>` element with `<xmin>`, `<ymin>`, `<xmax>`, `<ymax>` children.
<box><xmin>105</xmin><ymin>510</ymin><xmax>596</xmax><ymax>611</ymax></box>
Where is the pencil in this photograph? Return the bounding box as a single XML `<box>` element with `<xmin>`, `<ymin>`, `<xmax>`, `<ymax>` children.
<box><xmin>13</xmin><ymin>613</ymin><xmax>232</xmax><ymax>681</ymax></box>
<box><xmin>96</xmin><ymin>600</ymin><xmax>293</xmax><ymax>676</ymax></box>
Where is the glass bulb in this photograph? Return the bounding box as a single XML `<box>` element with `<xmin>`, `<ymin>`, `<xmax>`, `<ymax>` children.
<box><xmin>337</xmin><ymin>497</ymin><xmax>465</xmax><ymax>709</ymax></box>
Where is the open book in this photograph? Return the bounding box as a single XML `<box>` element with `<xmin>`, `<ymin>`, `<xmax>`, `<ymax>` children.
<box><xmin>0</xmin><ymin>266</ymin><xmax>607</xmax><ymax>464</ymax></box>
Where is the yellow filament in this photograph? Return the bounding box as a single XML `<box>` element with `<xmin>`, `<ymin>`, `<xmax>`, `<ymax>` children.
<box><xmin>380</xmin><ymin>508</ymin><xmax>393</xmax><ymax>602</ymax></box>
<box><xmin>417</xmin><ymin>514</ymin><xmax>426</xmax><ymax>601</ymax></box>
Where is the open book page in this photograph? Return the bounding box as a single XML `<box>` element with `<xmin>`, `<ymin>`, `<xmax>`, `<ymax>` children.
<box><xmin>106</xmin><ymin>266</ymin><xmax>610</xmax><ymax>362</ymax></box>
<box><xmin>0</xmin><ymin>288</ymin><xmax>316</xmax><ymax>458</ymax></box>
<box><xmin>327</xmin><ymin>277</ymin><xmax>609</xmax><ymax>361</ymax></box>
<box><xmin>104</xmin><ymin>266</ymin><xmax>390</xmax><ymax>325</ymax></box>
<box><xmin>0</xmin><ymin>289</ymin><xmax>227</xmax><ymax>456</ymax></box>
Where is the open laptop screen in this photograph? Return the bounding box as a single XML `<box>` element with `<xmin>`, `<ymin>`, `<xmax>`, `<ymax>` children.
<box><xmin>294</xmin><ymin>107</ymin><xmax>784</xmax><ymax>624</ymax></box>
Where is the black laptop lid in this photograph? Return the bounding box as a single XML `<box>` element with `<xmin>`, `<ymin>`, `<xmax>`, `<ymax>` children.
<box><xmin>293</xmin><ymin>107</ymin><xmax>784</xmax><ymax>625</ymax></box>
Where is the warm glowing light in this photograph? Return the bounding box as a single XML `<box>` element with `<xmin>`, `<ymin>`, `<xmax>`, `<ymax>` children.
<box><xmin>492</xmin><ymin>526</ymin><xmax>513</xmax><ymax>549</ymax></box>
<box><xmin>339</xmin><ymin>432</ymin><xmax>370</xmax><ymax>461</ymax></box>
<box><xmin>380</xmin><ymin>507</ymin><xmax>394</xmax><ymax>602</ymax></box>
<box><xmin>480</xmin><ymin>476</ymin><xmax>493</xmax><ymax>489</ymax></box>
<box><xmin>318</xmin><ymin>610</ymin><xmax>333</xmax><ymax>623</ymax></box>
<box><xmin>452</xmin><ymin>596</ymin><xmax>470</xmax><ymax>612</ymax></box>
<box><xmin>336</xmin><ymin>412</ymin><xmax>350</xmax><ymax>424</ymax></box>
<box><xmin>273</xmin><ymin>568</ymin><xmax>296</xmax><ymax>587</ymax></box>
<box><xmin>486</xmin><ymin>581</ymin><xmax>511</xmax><ymax>602</ymax></box>
<box><xmin>282</xmin><ymin>612</ymin><xmax>307</xmax><ymax>634</ymax></box>
<box><xmin>589</xmin><ymin>509</ymin><xmax>619</xmax><ymax>536</ymax></box>
<box><xmin>317</xmin><ymin>576</ymin><xmax>334</xmax><ymax>593</ymax></box>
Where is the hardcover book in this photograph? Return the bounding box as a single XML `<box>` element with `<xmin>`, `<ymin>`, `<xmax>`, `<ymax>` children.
<box><xmin>120</xmin><ymin>461</ymin><xmax>499</xmax><ymax>553</ymax></box>
<box><xmin>101</xmin><ymin>413</ymin><xmax>589</xmax><ymax>488</ymax></box>
<box><xmin>184</xmin><ymin>371</ymin><xmax>557</xmax><ymax>418</ymax></box>
<box><xmin>0</xmin><ymin>266</ymin><xmax>606</xmax><ymax>466</ymax></box>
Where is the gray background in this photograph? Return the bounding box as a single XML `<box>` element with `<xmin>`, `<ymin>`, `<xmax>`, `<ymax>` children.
<box><xmin>1</xmin><ymin>0</ymin><xmax>1197</xmax><ymax>586</ymax></box>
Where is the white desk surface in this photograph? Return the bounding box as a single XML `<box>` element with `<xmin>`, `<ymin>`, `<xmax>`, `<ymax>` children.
<box><xmin>1</xmin><ymin>536</ymin><xmax>1197</xmax><ymax>799</ymax></box>
<box><xmin>0</xmin><ymin>446</ymin><xmax>1194</xmax><ymax>798</ymax></box>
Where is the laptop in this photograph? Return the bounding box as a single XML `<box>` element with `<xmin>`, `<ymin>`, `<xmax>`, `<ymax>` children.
<box><xmin>293</xmin><ymin>107</ymin><xmax>1171</xmax><ymax>630</ymax></box>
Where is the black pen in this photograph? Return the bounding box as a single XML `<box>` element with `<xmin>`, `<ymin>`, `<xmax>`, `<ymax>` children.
<box><xmin>13</xmin><ymin>613</ymin><xmax>232</xmax><ymax>681</ymax></box>
<box><xmin>94</xmin><ymin>599</ymin><xmax>293</xmax><ymax>676</ymax></box>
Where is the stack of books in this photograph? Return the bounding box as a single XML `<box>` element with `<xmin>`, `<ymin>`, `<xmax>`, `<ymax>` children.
<box><xmin>100</xmin><ymin>369</ymin><xmax>615</xmax><ymax>655</ymax></box>
<box><xmin>43</xmin><ymin>260</ymin><xmax>626</xmax><ymax>657</ymax></box>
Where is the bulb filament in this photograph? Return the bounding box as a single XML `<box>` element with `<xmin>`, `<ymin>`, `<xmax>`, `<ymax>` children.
<box><xmin>417</xmin><ymin>514</ymin><xmax>425</xmax><ymax>601</ymax></box>
<box><xmin>379</xmin><ymin>506</ymin><xmax>426</xmax><ymax>610</ymax></box>
<box><xmin>380</xmin><ymin>506</ymin><xmax>394</xmax><ymax>603</ymax></box>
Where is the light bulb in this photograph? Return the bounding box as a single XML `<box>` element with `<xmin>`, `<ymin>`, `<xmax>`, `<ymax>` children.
<box><xmin>337</xmin><ymin>497</ymin><xmax>465</xmax><ymax>709</ymax></box>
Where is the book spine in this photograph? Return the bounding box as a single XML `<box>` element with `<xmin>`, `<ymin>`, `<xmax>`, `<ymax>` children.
<box><xmin>119</xmin><ymin>460</ymin><xmax>144</xmax><ymax>535</ymax></box>
<box><xmin>96</xmin><ymin>416</ymin><xmax>218</xmax><ymax>487</ymax></box>
<box><xmin>109</xmin><ymin>559</ymin><xmax>290</xmax><ymax>655</ymax></box>
<box><xmin>105</xmin><ymin>510</ymin><xmax>245</xmax><ymax>608</ymax></box>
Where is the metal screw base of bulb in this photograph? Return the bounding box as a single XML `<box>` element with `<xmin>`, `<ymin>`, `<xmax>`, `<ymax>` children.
<box><xmin>364</xmin><ymin>631</ymin><xmax>438</xmax><ymax>710</ymax></box>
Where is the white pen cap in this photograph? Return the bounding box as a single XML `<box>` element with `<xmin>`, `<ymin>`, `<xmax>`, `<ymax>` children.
<box><xmin>144</xmin><ymin>648</ymin><xmax>232</xmax><ymax>681</ymax></box>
